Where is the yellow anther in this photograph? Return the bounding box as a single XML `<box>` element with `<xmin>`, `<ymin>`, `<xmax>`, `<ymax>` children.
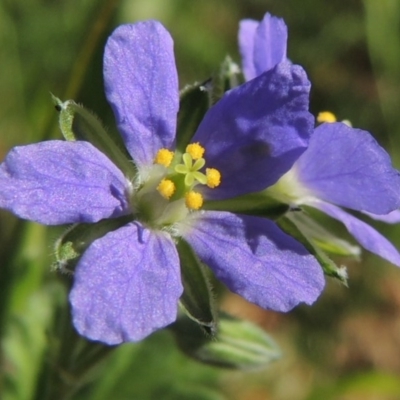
<box><xmin>185</xmin><ymin>191</ymin><xmax>203</xmax><ymax>210</ymax></box>
<box><xmin>206</xmin><ymin>168</ymin><xmax>221</xmax><ymax>188</ymax></box>
<box><xmin>186</xmin><ymin>143</ymin><xmax>205</xmax><ymax>160</ymax></box>
<box><xmin>154</xmin><ymin>148</ymin><xmax>174</xmax><ymax>167</ymax></box>
<box><xmin>157</xmin><ymin>179</ymin><xmax>176</xmax><ymax>199</ymax></box>
<box><xmin>317</xmin><ymin>111</ymin><xmax>337</xmax><ymax>124</ymax></box>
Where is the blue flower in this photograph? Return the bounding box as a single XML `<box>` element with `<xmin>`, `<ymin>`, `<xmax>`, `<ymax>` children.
<box><xmin>0</xmin><ymin>21</ymin><xmax>324</xmax><ymax>344</ymax></box>
<box><xmin>239</xmin><ymin>13</ymin><xmax>400</xmax><ymax>266</ymax></box>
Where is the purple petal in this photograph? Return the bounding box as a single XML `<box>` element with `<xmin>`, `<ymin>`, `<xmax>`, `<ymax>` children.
<box><xmin>312</xmin><ymin>201</ymin><xmax>400</xmax><ymax>267</ymax></box>
<box><xmin>183</xmin><ymin>211</ymin><xmax>324</xmax><ymax>311</ymax></box>
<box><xmin>363</xmin><ymin>209</ymin><xmax>400</xmax><ymax>224</ymax></box>
<box><xmin>238</xmin><ymin>19</ymin><xmax>258</xmax><ymax>81</ymax></box>
<box><xmin>0</xmin><ymin>141</ymin><xmax>129</xmax><ymax>225</ymax></box>
<box><xmin>253</xmin><ymin>13</ymin><xmax>288</xmax><ymax>77</ymax></box>
<box><xmin>239</xmin><ymin>14</ymin><xmax>288</xmax><ymax>81</ymax></box>
<box><xmin>295</xmin><ymin>122</ymin><xmax>400</xmax><ymax>214</ymax></box>
<box><xmin>104</xmin><ymin>21</ymin><xmax>179</xmax><ymax>167</ymax></box>
<box><xmin>70</xmin><ymin>222</ymin><xmax>182</xmax><ymax>344</ymax></box>
<box><xmin>192</xmin><ymin>61</ymin><xmax>313</xmax><ymax>199</ymax></box>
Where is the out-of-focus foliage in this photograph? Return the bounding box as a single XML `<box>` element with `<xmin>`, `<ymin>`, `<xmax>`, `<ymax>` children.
<box><xmin>1</xmin><ymin>0</ymin><xmax>400</xmax><ymax>399</ymax></box>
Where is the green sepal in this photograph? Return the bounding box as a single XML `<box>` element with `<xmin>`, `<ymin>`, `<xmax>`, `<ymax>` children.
<box><xmin>53</xmin><ymin>95</ymin><xmax>75</xmax><ymax>141</ymax></box>
<box><xmin>290</xmin><ymin>208</ymin><xmax>361</xmax><ymax>258</ymax></box>
<box><xmin>212</xmin><ymin>55</ymin><xmax>243</xmax><ymax>100</ymax></box>
<box><xmin>277</xmin><ymin>214</ymin><xmax>349</xmax><ymax>286</ymax></box>
<box><xmin>54</xmin><ymin>215</ymin><xmax>133</xmax><ymax>273</ymax></box>
<box><xmin>174</xmin><ymin>58</ymin><xmax>242</xmax><ymax>153</ymax></box>
<box><xmin>176</xmin><ymin>82</ymin><xmax>212</xmax><ymax>153</ymax></box>
<box><xmin>170</xmin><ymin>312</ymin><xmax>281</xmax><ymax>370</ymax></box>
<box><xmin>52</xmin><ymin>95</ymin><xmax>137</xmax><ymax>180</ymax></box>
<box><xmin>313</xmin><ymin>237</ymin><xmax>360</xmax><ymax>257</ymax></box>
<box><xmin>204</xmin><ymin>192</ymin><xmax>289</xmax><ymax>220</ymax></box>
<box><xmin>176</xmin><ymin>239</ymin><xmax>218</xmax><ymax>336</ymax></box>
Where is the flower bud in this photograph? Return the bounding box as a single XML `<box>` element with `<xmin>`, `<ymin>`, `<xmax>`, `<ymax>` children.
<box><xmin>171</xmin><ymin>313</ymin><xmax>281</xmax><ymax>370</ymax></box>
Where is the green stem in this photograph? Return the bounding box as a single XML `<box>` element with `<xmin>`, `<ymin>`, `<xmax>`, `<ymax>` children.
<box><xmin>34</xmin><ymin>292</ymin><xmax>114</xmax><ymax>400</ymax></box>
<box><xmin>63</xmin><ymin>0</ymin><xmax>120</xmax><ymax>100</ymax></box>
<box><xmin>0</xmin><ymin>219</ymin><xmax>29</xmax><ymax>392</ymax></box>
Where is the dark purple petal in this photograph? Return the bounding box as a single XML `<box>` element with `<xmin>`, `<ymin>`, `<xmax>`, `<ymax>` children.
<box><xmin>192</xmin><ymin>61</ymin><xmax>313</xmax><ymax>199</ymax></box>
<box><xmin>104</xmin><ymin>21</ymin><xmax>179</xmax><ymax>167</ymax></box>
<box><xmin>70</xmin><ymin>222</ymin><xmax>182</xmax><ymax>344</ymax></box>
<box><xmin>0</xmin><ymin>141</ymin><xmax>129</xmax><ymax>225</ymax></box>
<box><xmin>253</xmin><ymin>13</ymin><xmax>288</xmax><ymax>77</ymax></box>
<box><xmin>238</xmin><ymin>19</ymin><xmax>258</xmax><ymax>81</ymax></box>
<box><xmin>183</xmin><ymin>211</ymin><xmax>324</xmax><ymax>311</ymax></box>
<box><xmin>296</xmin><ymin>122</ymin><xmax>400</xmax><ymax>214</ymax></box>
<box><xmin>312</xmin><ymin>201</ymin><xmax>400</xmax><ymax>267</ymax></box>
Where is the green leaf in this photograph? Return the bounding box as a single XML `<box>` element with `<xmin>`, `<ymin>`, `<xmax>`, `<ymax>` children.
<box><xmin>87</xmin><ymin>332</ymin><xmax>223</xmax><ymax>400</ymax></box>
<box><xmin>3</xmin><ymin>285</ymin><xmax>62</xmax><ymax>400</ymax></box>
<box><xmin>52</xmin><ymin>96</ymin><xmax>137</xmax><ymax>180</ymax></box>
<box><xmin>176</xmin><ymin>239</ymin><xmax>217</xmax><ymax>336</ymax></box>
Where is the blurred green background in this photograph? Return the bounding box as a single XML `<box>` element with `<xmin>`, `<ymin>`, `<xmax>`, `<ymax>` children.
<box><xmin>1</xmin><ymin>0</ymin><xmax>400</xmax><ymax>399</ymax></box>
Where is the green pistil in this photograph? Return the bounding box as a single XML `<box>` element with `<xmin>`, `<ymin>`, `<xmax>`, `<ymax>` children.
<box><xmin>174</xmin><ymin>152</ymin><xmax>207</xmax><ymax>187</ymax></box>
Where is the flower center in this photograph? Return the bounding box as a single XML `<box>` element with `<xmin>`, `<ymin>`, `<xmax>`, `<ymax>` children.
<box><xmin>133</xmin><ymin>142</ymin><xmax>221</xmax><ymax>228</ymax></box>
<box><xmin>174</xmin><ymin>152</ymin><xmax>207</xmax><ymax>187</ymax></box>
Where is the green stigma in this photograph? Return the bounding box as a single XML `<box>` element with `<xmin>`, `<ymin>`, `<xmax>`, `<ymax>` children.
<box><xmin>174</xmin><ymin>152</ymin><xmax>207</xmax><ymax>187</ymax></box>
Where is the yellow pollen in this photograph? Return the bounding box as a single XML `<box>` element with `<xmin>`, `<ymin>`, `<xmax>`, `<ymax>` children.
<box><xmin>154</xmin><ymin>148</ymin><xmax>174</xmax><ymax>167</ymax></box>
<box><xmin>206</xmin><ymin>168</ymin><xmax>221</xmax><ymax>188</ymax></box>
<box><xmin>157</xmin><ymin>179</ymin><xmax>176</xmax><ymax>199</ymax></box>
<box><xmin>186</xmin><ymin>143</ymin><xmax>205</xmax><ymax>160</ymax></box>
<box><xmin>317</xmin><ymin>111</ymin><xmax>337</xmax><ymax>124</ymax></box>
<box><xmin>185</xmin><ymin>191</ymin><xmax>204</xmax><ymax>210</ymax></box>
